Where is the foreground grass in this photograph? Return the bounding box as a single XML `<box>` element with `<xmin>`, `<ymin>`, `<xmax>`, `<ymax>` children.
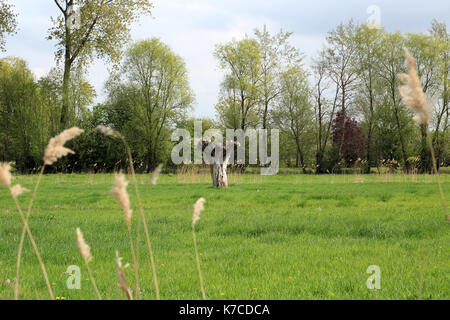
<box><xmin>0</xmin><ymin>174</ymin><xmax>448</xmax><ymax>300</ymax></box>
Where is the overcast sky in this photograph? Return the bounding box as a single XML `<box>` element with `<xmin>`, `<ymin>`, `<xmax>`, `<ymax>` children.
<box><xmin>3</xmin><ymin>0</ymin><xmax>449</xmax><ymax>118</ymax></box>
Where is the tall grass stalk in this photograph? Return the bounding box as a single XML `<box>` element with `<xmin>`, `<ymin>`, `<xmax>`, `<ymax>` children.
<box><xmin>116</xmin><ymin>251</ymin><xmax>133</xmax><ymax>300</ymax></box>
<box><xmin>0</xmin><ymin>162</ymin><xmax>52</xmax><ymax>300</ymax></box>
<box><xmin>427</xmin><ymin>133</ymin><xmax>449</xmax><ymax>222</ymax></box>
<box><xmin>398</xmin><ymin>49</ymin><xmax>448</xmax><ymax>222</ymax></box>
<box><xmin>418</xmin><ymin>248</ymin><xmax>427</xmax><ymax>300</ymax></box>
<box><xmin>97</xmin><ymin>126</ymin><xmax>160</xmax><ymax>299</ymax></box>
<box><xmin>13</xmin><ymin>166</ymin><xmax>52</xmax><ymax>300</ymax></box>
<box><xmin>9</xmin><ymin>183</ymin><xmax>54</xmax><ymax>300</ymax></box>
<box><xmin>111</xmin><ymin>173</ymin><xmax>140</xmax><ymax>299</ymax></box>
<box><xmin>192</xmin><ymin>198</ymin><xmax>206</xmax><ymax>300</ymax></box>
<box><xmin>76</xmin><ymin>228</ymin><xmax>102</xmax><ymax>300</ymax></box>
<box><xmin>15</xmin><ymin>127</ymin><xmax>84</xmax><ymax>300</ymax></box>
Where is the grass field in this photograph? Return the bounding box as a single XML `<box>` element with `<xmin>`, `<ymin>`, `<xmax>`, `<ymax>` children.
<box><xmin>0</xmin><ymin>173</ymin><xmax>449</xmax><ymax>300</ymax></box>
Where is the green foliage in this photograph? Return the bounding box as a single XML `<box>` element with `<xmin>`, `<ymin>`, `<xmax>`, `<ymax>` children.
<box><xmin>48</xmin><ymin>0</ymin><xmax>153</xmax><ymax>128</ymax></box>
<box><xmin>104</xmin><ymin>38</ymin><xmax>195</xmax><ymax>172</ymax></box>
<box><xmin>0</xmin><ymin>0</ymin><xmax>17</xmax><ymax>51</ymax></box>
<box><xmin>214</xmin><ymin>38</ymin><xmax>262</xmax><ymax>130</ymax></box>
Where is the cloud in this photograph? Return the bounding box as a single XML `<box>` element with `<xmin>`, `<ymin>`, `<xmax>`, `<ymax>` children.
<box><xmin>3</xmin><ymin>0</ymin><xmax>449</xmax><ymax>118</ymax></box>
<box><xmin>32</xmin><ymin>67</ymin><xmax>46</xmax><ymax>80</ymax></box>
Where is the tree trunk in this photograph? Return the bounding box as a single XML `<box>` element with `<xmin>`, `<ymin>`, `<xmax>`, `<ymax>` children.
<box><xmin>61</xmin><ymin>54</ymin><xmax>72</xmax><ymax>129</ymax></box>
<box><xmin>419</xmin><ymin>124</ymin><xmax>432</xmax><ymax>173</ymax></box>
<box><xmin>393</xmin><ymin>104</ymin><xmax>409</xmax><ymax>172</ymax></box>
<box><xmin>211</xmin><ymin>162</ymin><xmax>228</xmax><ymax>188</ymax></box>
<box><xmin>366</xmin><ymin>122</ymin><xmax>373</xmax><ymax>174</ymax></box>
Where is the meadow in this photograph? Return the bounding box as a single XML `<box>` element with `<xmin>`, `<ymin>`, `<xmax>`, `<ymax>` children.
<box><xmin>0</xmin><ymin>173</ymin><xmax>449</xmax><ymax>300</ymax></box>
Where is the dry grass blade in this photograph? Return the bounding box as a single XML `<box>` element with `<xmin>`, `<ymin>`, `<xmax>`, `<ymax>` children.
<box><xmin>0</xmin><ymin>162</ymin><xmax>53</xmax><ymax>300</ymax></box>
<box><xmin>418</xmin><ymin>248</ymin><xmax>427</xmax><ymax>300</ymax></box>
<box><xmin>111</xmin><ymin>173</ymin><xmax>140</xmax><ymax>299</ymax></box>
<box><xmin>192</xmin><ymin>198</ymin><xmax>206</xmax><ymax>300</ymax></box>
<box><xmin>115</xmin><ymin>251</ymin><xmax>133</xmax><ymax>300</ymax></box>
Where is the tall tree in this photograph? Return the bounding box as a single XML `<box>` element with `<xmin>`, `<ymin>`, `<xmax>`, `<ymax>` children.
<box><xmin>271</xmin><ymin>65</ymin><xmax>313</xmax><ymax>173</ymax></box>
<box><xmin>214</xmin><ymin>38</ymin><xmax>261</xmax><ymax>130</ymax></box>
<box><xmin>0</xmin><ymin>58</ymin><xmax>47</xmax><ymax>171</ymax></box>
<box><xmin>312</xmin><ymin>50</ymin><xmax>339</xmax><ymax>173</ymax></box>
<box><xmin>254</xmin><ymin>25</ymin><xmax>301</xmax><ymax>129</ymax></box>
<box><xmin>323</xmin><ymin>21</ymin><xmax>359</xmax><ymax>161</ymax></box>
<box><xmin>48</xmin><ymin>0</ymin><xmax>153</xmax><ymax>129</ymax></box>
<box><xmin>377</xmin><ymin>31</ymin><xmax>411</xmax><ymax>171</ymax></box>
<box><xmin>354</xmin><ymin>25</ymin><xmax>383</xmax><ymax>172</ymax></box>
<box><xmin>406</xmin><ymin>33</ymin><xmax>440</xmax><ymax>173</ymax></box>
<box><xmin>430</xmin><ymin>20</ymin><xmax>450</xmax><ymax>171</ymax></box>
<box><xmin>0</xmin><ymin>0</ymin><xmax>17</xmax><ymax>51</ymax></box>
<box><xmin>106</xmin><ymin>38</ymin><xmax>194</xmax><ymax>171</ymax></box>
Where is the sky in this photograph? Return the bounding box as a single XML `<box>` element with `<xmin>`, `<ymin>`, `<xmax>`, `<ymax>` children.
<box><xmin>3</xmin><ymin>0</ymin><xmax>450</xmax><ymax>118</ymax></box>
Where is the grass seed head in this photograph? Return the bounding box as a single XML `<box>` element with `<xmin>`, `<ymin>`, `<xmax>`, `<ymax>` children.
<box><xmin>0</xmin><ymin>162</ymin><xmax>12</xmax><ymax>186</ymax></box>
<box><xmin>398</xmin><ymin>48</ymin><xmax>432</xmax><ymax>126</ymax></box>
<box><xmin>150</xmin><ymin>164</ymin><xmax>163</xmax><ymax>185</ymax></box>
<box><xmin>76</xmin><ymin>228</ymin><xmax>92</xmax><ymax>263</ymax></box>
<box><xmin>96</xmin><ymin>125</ymin><xmax>124</xmax><ymax>139</ymax></box>
<box><xmin>111</xmin><ymin>173</ymin><xmax>132</xmax><ymax>227</ymax></box>
<box><xmin>10</xmin><ymin>185</ymin><xmax>30</xmax><ymax>199</ymax></box>
<box><xmin>193</xmin><ymin>198</ymin><xmax>206</xmax><ymax>225</ymax></box>
<box><xmin>44</xmin><ymin>127</ymin><xmax>84</xmax><ymax>165</ymax></box>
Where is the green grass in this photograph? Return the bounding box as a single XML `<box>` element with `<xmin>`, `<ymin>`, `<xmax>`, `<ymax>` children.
<box><xmin>0</xmin><ymin>173</ymin><xmax>449</xmax><ymax>300</ymax></box>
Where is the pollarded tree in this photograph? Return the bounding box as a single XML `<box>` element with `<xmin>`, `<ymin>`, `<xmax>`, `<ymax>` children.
<box><xmin>105</xmin><ymin>38</ymin><xmax>195</xmax><ymax>172</ymax></box>
<box><xmin>48</xmin><ymin>0</ymin><xmax>153</xmax><ymax>129</ymax></box>
<box><xmin>271</xmin><ymin>65</ymin><xmax>313</xmax><ymax>173</ymax></box>
<box><xmin>0</xmin><ymin>0</ymin><xmax>17</xmax><ymax>51</ymax></box>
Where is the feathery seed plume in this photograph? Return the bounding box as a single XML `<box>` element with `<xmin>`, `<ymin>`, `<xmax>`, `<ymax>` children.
<box><xmin>96</xmin><ymin>125</ymin><xmax>124</xmax><ymax>139</ymax></box>
<box><xmin>44</xmin><ymin>127</ymin><xmax>84</xmax><ymax>165</ymax></box>
<box><xmin>111</xmin><ymin>173</ymin><xmax>132</xmax><ymax>227</ymax></box>
<box><xmin>0</xmin><ymin>162</ymin><xmax>12</xmax><ymax>186</ymax></box>
<box><xmin>76</xmin><ymin>228</ymin><xmax>92</xmax><ymax>263</ymax></box>
<box><xmin>192</xmin><ymin>198</ymin><xmax>206</xmax><ymax>225</ymax></box>
<box><xmin>398</xmin><ymin>48</ymin><xmax>432</xmax><ymax>126</ymax></box>
<box><xmin>150</xmin><ymin>164</ymin><xmax>163</xmax><ymax>185</ymax></box>
<box><xmin>10</xmin><ymin>185</ymin><xmax>30</xmax><ymax>199</ymax></box>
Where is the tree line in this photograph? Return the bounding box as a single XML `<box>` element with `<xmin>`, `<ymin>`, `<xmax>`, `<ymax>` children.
<box><xmin>0</xmin><ymin>1</ymin><xmax>448</xmax><ymax>173</ymax></box>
